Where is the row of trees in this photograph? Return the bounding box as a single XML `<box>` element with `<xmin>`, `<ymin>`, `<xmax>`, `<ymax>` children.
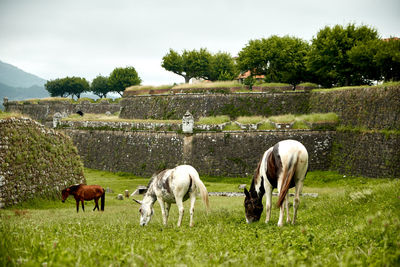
<box><xmin>162</xmin><ymin>24</ymin><xmax>400</xmax><ymax>88</ymax></box>
<box><xmin>45</xmin><ymin>66</ymin><xmax>141</xmax><ymax>99</ymax></box>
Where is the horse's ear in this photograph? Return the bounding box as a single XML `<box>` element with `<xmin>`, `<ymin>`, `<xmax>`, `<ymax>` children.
<box><xmin>132</xmin><ymin>199</ymin><xmax>142</xmax><ymax>205</ymax></box>
<box><xmin>244</xmin><ymin>188</ymin><xmax>250</xmax><ymax>198</ymax></box>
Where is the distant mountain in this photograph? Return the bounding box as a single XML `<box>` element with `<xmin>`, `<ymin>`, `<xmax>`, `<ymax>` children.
<box><xmin>0</xmin><ymin>60</ymin><xmax>46</xmax><ymax>88</ymax></box>
<box><xmin>0</xmin><ymin>60</ymin><xmax>49</xmax><ymax>110</ymax></box>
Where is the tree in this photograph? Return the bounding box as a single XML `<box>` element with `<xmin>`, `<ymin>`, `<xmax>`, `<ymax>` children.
<box><xmin>182</xmin><ymin>48</ymin><xmax>212</xmax><ymax>82</ymax></box>
<box><xmin>237</xmin><ymin>35</ymin><xmax>310</xmax><ymax>89</ymax></box>
<box><xmin>91</xmin><ymin>75</ymin><xmax>111</xmax><ymax>98</ymax></box>
<box><xmin>45</xmin><ymin>77</ymin><xmax>89</xmax><ymax>99</ymax></box>
<box><xmin>208</xmin><ymin>52</ymin><xmax>237</xmax><ymax>81</ymax></box>
<box><xmin>45</xmin><ymin>78</ymin><xmax>67</xmax><ymax>97</ymax></box>
<box><xmin>162</xmin><ymin>48</ymin><xmax>215</xmax><ymax>83</ymax></box>
<box><xmin>374</xmin><ymin>38</ymin><xmax>400</xmax><ymax>82</ymax></box>
<box><xmin>161</xmin><ymin>49</ymin><xmax>185</xmax><ymax>81</ymax></box>
<box><xmin>347</xmin><ymin>40</ymin><xmax>382</xmax><ymax>83</ymax></box>
<box><xmin>108</xmin><ymin>66</ymin><xmax>142</xmax><ymax>96</ymax></box>
<box><xmin>307</xmin><ymin>24</ymin><xmax>379</xmax><ymax>87</ymax></box>
<box><xmin>66</xmin><ymin>77</ymin><xmax>89</xmax><ymax>99</ymax></box>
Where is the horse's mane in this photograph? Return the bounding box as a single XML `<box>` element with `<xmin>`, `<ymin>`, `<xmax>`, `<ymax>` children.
<box><xmin>250</xmin><ymin>158</ymin><xmax>262</xmax><ymax>192</ymax></box>
<box><xmin>68</xmin><ymin>184</ymin><xmax>83</xmax><ymax>193</ymax></box>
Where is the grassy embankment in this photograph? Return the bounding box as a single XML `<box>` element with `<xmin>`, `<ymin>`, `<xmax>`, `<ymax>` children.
<box><xmin>0</xmin><ymin>169</ymin><xmax>399</xmax><ymax>266</ymax></box>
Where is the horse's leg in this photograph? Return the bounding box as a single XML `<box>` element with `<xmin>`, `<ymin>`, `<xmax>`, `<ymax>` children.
<box><xmin>277</xmin><ymin>180</ymin><xmax>284</xmax><ymax>227</ymax></box>
<box><xmin>157</xmin><ymin>199</ymin><xmax>167</xmax><ymax>226</ymax></box>
<box><xmin>265</xmin><ymin>183</ymin><xmax>273</xmax><ymax>223</ymax></box>
<box><xmin>76</xmin><ymin>200</ymin><xmax>79</xmax><ymax>213</ymax></box>
<box><xmin>189</xmin><ymin>193</ymin><xmax>196</xmax><ymax>227</ymax></box>
<box><xmin>176</xmin><ymin>198</ymin><xmax>184</xmax><ymax>227</ymax></box>
<box><xmin>285</xmin><ymin>194</ymin><xmax>291</xmax><ymax>223</ymax></box>
<box><xmin>165</xmin><ymin>202</ymin><xmax>171</xmax><ymax>225</ymax></box>
<box><xmin>93</xmin><ymin>198</ymin><xmax>99</xmax><ymax>211</ymax></box>
<box><xmin>81</xmin><ymin>200</ymin><xmax>85</xmax><ymax>212</ymax></box>
<box><xmin>292</xmin><ymin>181</ymin><xmax>304</xmax><ymax>225</ymax></box>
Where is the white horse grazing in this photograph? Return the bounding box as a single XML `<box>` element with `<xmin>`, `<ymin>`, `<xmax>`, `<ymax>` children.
<box><xmin>244</xmin><ymin>139</ymin><xmax>309</xmax><ymax>227</ymax></box>
<box><xmin>133</xmin><ymin>165</ymin><xmax>209</xmax><ymax>227</ymax></box>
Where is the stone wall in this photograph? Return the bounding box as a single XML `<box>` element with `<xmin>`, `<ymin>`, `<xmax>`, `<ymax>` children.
<box><xmin>310</xmin><ymin>85</ymin><xmax>400</xmax><ymax>130</ymax></box>
<box><xmin>0</xmin><ymin>117</ymin><xmax>85</xmax><ymax>208</ymax></box>
<box><xmin>65</xmin><ymin>129</ymin><xmax>334</xmax><ymax>177</ymax></box>
<box><xmin>119</xmin><ymin>92</ymin><xmax>310</xmax><ymax>120</ymax></box>
<box><xmin>330</xmin><ymin>130</ymin><xmax>400</xmax><ymax>178</ymax></box>
<box><xmin>5</xmin><ymin>99</ymin><xmax>121</xmax><ymax>125</ymax></box>
<box><xmin>65</xmin><ymin>130</ymin><xmax>184</xmax><ymax>175</ymax></box>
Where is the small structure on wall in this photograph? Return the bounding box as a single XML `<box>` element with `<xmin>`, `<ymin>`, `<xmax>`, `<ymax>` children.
<box><xmin>182</xmin><ymin>111</ymin><xmax>194</xmax><ymax>133</ymax></box>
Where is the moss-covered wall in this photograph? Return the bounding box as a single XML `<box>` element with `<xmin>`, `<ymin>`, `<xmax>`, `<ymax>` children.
<box><xmin>310</xmin><ymin>85</ymin><xmax>400</xmax><ymax>130</ymax></box>
<box><xmin>0</xmin><ymin>117</ymin><xmax>85</xmax><ymax>207</ymax></box>
<box><xmin>119</xmin><ymin>92</ymin><xmax>310</xmax><ymax>120</ymax></box>
<box><xmin>65</xmin><ymin>130</ymin><xmax>184</xmax><ymax>175</ymax></box>
<box><xmin>330</xmin><ymin>130</ymin><xmax>400</xmax><ymax>178</ymax></box>
<box><xmin>65</xmin><ymin>129</ymin><xmax>334</xmax><ymax>177</ymax></box>
<box><xmin>5</xmin><ymin>100</ymin><xmax>120</xmax><ymax>125</ymax></box>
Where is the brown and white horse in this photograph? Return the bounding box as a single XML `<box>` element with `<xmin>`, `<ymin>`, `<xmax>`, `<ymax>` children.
<box><xmin>133</xmin><ymin>165</ymin><xmax>209</xmax><ymax>227</ymax></box>
<box><xmin>244</xmin><ymin>139</ymin><xmax>308</xmax><ymax>226</ymax></box>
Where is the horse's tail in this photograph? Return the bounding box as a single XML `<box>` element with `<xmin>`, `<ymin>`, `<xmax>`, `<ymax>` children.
<box><xmin>191</xmin><ymin>173</ymin><xmax>210</xmax><ymax>211</ymax></box>
<box><xmin>101</xmin><ymin>190</ymin><xmax>105</xmax><ymax>211</ymax></box>
<box><xmin>277</xmin><ymin>154</ymin><xmax>298</xmax><ymax>208</ymax></box>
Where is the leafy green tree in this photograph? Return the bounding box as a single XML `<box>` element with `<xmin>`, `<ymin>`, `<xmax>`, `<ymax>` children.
<box><xmin>45</xmin><ymin>77</ymin><xmax>89</xmax><ymax>99</ymax></box>
<box><xmin>163</xmin><ymin>48</ymin><xmax>231</xmax><ymax>83</ymax></box>
<box><xmin>237</xmin><ymin>35</ymin><xmax>310</xmax><ymax>89</ymax></box>
<box><xmin>91</xmin><ymin>75</ymin><xmax>111</xmax><ymax>98</ymax></box>
<box><xmin>236</xmin><ymin>39</ymin><xmax>267</xmax><ymax>76</ymax></box>
<box><xmin>45</xmin><ymin>78</ymin><xmax>66</xmax><ymax>97</ymax></box>
<box><xmin>182</xmin><ymin>48</ymin><xmax>212</xmax><ymax>82</ymax></box>
<box><xmin>347</xmin><ymin>39</ymin><xmax>381</xmax><ymax>83</ymax></box>
<box><xmin>208</xmin><ymin>52</ymin><xmax>237</xmax><ymax>81</ymax></box>
<box><xmin>161</xmin><ymin>49</ymin><xmax>186</xmax><ymax>82</ymax></box>
<box><xmin>66</xmin><ymin>77</ymin><xmax>89</xmax><ymax>99</ymax></box>
<box><xmin>307</xmin><ymin>24</ymin><xmax>379</xmax><ymax>87</ymax></box>
<box><xmin>108</xmin><ymin>66</ymin><xmax>142</xmax><ymax>96</ymax></box>
<box><xmin>374</xmin><ymin>38</ymin><xmax>400</xmax><ymax>81</ymax></box>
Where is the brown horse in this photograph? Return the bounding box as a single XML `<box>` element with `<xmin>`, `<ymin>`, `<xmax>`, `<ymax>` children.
<box><xmin>62</xmin><ymin>184</ymin><xmax>105</xmax><ymax>212</ymax></box>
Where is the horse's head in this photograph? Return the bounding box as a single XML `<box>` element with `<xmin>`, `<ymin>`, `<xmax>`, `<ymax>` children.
<box><xmin>61</xmin><ymin>188</ymin><xmax>70</xmax><ymax>203</ymax></box>
<box><xmin>133</xmin><ymin>198</ymin><xmax>154</xmax><ymax>226</ymax></box>
<box><xmin>244</xmin><ymin>187</ymin><xmax>264</xmax><ymax>223</ymax></box>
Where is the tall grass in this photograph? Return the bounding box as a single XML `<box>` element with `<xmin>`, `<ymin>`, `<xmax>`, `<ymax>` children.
<box><xmin>125</xmin><ymin>85</ymin><xmax>174</xmax><ymax>92</ymax></box>
<box><xmin>172</xmin><ymin>81</ymin><xmax>242</xmax><ymax>89</ymax></box>
<box><xmin>297</xmin><ymin>113</ymin><xmax>339</xmax><ymax>123</ymax></box>
<box><xmin>268</xmin><ymin>114</ymin><xmax>297</xmax><ymax>123</ymax></box>
<box><xmin>0</xmin><ymin>169</ymin><xmax>398</xmax><ymax>266</ymax></box>
<box><xmin>196</xmin><ymin>115</ymin><xmax>230</xmax><ymax>125</ymax></box>
<box><xmin>235</xmin><ymin>116</ymin><xmax>266</xmax><ymax>124</ymax></box>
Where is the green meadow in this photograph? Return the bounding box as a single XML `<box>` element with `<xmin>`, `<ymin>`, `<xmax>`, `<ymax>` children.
<box><xmin>0</xmin><ymin>169</ymin><xmax>399</xmax><ymax>266</ymax></box>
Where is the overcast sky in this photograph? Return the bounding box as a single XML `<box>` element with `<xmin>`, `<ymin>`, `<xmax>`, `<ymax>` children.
<box><xmin>1</xmin><ymin>0</ymin><xmax>399</xmax><ymax>85</ymax></box>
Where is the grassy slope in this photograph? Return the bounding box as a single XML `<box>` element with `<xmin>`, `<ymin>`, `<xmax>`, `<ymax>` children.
<box><xmin>0</xmin><ymin>169</ymin><xmax>399</xmax><ymax>266</ymax></box>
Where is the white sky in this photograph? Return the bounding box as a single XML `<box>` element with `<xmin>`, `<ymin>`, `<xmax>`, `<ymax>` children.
<box><xmin>0</xmin><ymin>0</ymin><xmax>399</xmax><ymax>85</ymax></box>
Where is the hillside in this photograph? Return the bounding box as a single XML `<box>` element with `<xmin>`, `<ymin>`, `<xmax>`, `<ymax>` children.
<box><xmin>0</xmin><ymin>60</ymin><xmax>49</xmax><ymax>109</ymax></box>
<box><xmin>0</xmin><ymin>60</ymin><xmax>46</xmax><ymax>88</ymax></box>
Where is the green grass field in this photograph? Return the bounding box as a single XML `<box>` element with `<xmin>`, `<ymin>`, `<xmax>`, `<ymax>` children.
<box><xmin>1</xmin><ymin>169</ymin><xmax>399</xmax><ymax>266</ymax></box>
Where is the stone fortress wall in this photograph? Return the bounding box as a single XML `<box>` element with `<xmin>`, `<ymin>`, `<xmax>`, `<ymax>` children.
<box><xmin>4</xmin><ymin>84</ymin><xmax>400</xmax><ymax>180</ymax></box>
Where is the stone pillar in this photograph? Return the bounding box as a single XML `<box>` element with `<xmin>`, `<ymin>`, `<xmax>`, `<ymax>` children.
<box><xmin>182</xmin><ymin>111</ymin><xmax>194</xmax><ymax>134</ymax></box>
<box><xmin>183</xmin><ymin>135</ymin><xmax>193</xmax><ymax>164</ymax></box>
<box><xmin>53</xmin><ymin>112</ymin><xmax>63</xmax><ymax>128</ymax></box>
<box><xmin>3</xmin><ymin>97</ymin><xmax>8</xmax><ymax>111</ymax></box>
